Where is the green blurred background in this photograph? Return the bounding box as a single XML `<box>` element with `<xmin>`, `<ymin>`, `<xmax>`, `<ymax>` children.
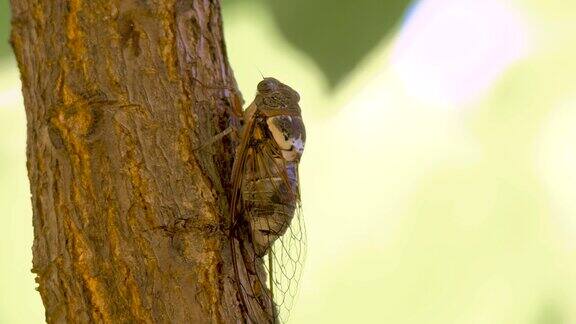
<box><xmin>2</xmin><ymin>0</ymin><xmax>576</xmax><ymax>322</ymax></box>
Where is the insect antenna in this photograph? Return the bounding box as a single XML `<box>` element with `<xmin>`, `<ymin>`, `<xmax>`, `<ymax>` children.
<box><xmin>256</xmin><ymin>66</ymin><xmax>265</xmax><ymax>79</ymax></box>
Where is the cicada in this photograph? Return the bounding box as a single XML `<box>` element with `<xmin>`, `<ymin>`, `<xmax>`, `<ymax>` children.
<box><xmin>229</xmin><ymin>78</ymin><xmax>306</xmax><ymax>323</ymax></box>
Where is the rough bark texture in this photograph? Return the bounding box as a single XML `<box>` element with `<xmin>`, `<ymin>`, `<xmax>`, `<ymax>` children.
<box><xmin>10</xmin><ymin>1</ymin><xmax>243</xmax><ymax>322</ymax></box>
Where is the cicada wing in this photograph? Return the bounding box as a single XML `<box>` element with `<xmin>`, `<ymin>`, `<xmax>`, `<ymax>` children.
<box><xmin>231</xmin><ymin>110</ymin><xmax>306</xmax><ymax>323</ymax></box>
<box><xmin>245</xmin><ymin>142</ymin><xmax>306</xmax><ymax>323</ymax></box>
<box><xmin>266</xmin><ymin>202</ymin><xmax>306</xmax><ymax>323</ymax></box>
<box><xmin>229</xmin><ymin>111</ymin><xmax>270</xmax><ymax>323</ymax></box>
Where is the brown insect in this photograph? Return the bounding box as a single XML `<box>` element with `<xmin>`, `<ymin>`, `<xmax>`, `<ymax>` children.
<box><xmin>229</xmin><ymin>78</ymin><xmax>306</xmax><ymax>323</ymax></box>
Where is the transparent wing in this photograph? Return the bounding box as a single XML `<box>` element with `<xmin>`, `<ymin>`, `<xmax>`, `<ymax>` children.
<box><xmin>266</xmin><ymin>203</ymin><xmax>306</xmax><ymax>323</ymax></box>
<box><xmin>230</xmin><ymin>119</ymin><xmax>306</xmax><ymax>323</ymax></box>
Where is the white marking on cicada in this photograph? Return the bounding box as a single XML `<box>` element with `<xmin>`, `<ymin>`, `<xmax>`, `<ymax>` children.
<box><xmin>292</xmin><ymin>134</ymin><xmax>305</xmax><ymax>156</ymax></box>
<box><xmin>267</xmin><ymin>116</ymin><xmax>306</xmax><ymax>162</ymax></box>
<box><xmin>267</xmin><ymin>116</ymin><xmax>293</xmax><ymax>150</ymax></box>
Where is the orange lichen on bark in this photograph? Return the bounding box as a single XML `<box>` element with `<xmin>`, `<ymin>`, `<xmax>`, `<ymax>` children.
<box><xmin>66</xmin><ymin>218</ymin><xmax>112</xmax><ymax>322</ymax></box>
<box><xmin>178</xmin><ymin>130</ymin><xmax>192</xmax><ymax>163</ymax></box>
<box><xmin>52</xmin><ymin>81</ymin><xmax>94</xmax><ymax>185</ymax></box>
<box><xmin>66</xmin><ymin>0</ymin><xmax>89</xmax><ymax>77</ymax></box>
<box><xmin>31</xmin><ymin>3</ymin><xmax>46</xmax><ymax>28</ymax></box>
<box><xmin>66</xmin><ymin>0</ymin><xmax>82</xmax><ymax>45</ymax></box>
<box><xmin>198</xmin><ymin>237</ymin><xmax>224</xmax><ymax>324</ymax></box>
<box><xmin>158</xmin><ymin>0</ymin><xmax>178</xmax><ymax>80</ymax></box>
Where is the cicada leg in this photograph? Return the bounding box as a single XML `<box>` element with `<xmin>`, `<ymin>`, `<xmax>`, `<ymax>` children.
<box><xmin>190</xmin><ymin>75</ymin><xmax>244</xmax><ymax>118</ymax></box>
<box><xmin>193</xmin><ymin>125</ymin><xmax>240</xmax><ymax>151</ymax></box>
<box><xmin>239</xmin><ymin>231</ymin><xmax>258</xmax><ymax>276</ymax></box>
<box><xmin>193</xmin><ymin>101</ymin><xmax>244</xmax><ymax>152</ymax></box>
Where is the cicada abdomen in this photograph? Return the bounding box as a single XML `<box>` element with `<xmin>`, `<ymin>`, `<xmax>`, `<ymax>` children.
<box><xmin>230</xmin><ymin>78</ymin><xmax>306</xmax><ymax>323</ymax></box>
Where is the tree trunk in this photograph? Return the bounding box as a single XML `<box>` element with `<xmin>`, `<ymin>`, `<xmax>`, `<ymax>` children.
<box><xmin>10</xmin><ymin>1</ymin><xmax>244</xmax><ymax>322</ymax></box>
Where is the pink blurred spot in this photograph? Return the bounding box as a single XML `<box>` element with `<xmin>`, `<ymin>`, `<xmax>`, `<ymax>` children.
<box><xmin>391</xmin><ymin>0</ymin><xmax>530</xmax><ymax>106</ymax></box>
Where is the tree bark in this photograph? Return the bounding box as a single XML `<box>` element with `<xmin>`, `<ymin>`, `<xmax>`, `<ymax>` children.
<box><xmin>10</xmin><ymin>1</ymin><xmax>243</xmax><ymax>322</ymax></box>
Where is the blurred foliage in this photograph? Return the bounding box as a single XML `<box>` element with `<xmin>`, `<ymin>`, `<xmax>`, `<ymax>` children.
<box><xmin>0</xmin><ymin>1</ymin><xmax>11</xmax><ymax>60</ymax></box>
<box><xmin>267</xmin><ymin>0</ymin><xmax>413</xmax><ymax>87</ymax></box>
<box><xmin>225</xmin><ymin>0</ymin><xmax>413</xmax><ymax>87</ymax></box>
<box><xmin>533</xmin><ymin>302</ymin><xmax>565</xmax><ymax>324</ymax></box>
<box><xmin>0</xmin><ymin>0</ymin><xmax>413</xmax><ymax>84</ymax></box>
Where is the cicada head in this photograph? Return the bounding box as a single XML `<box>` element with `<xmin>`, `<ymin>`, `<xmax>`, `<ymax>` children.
<box><xmin>254</xmin><ymin>78</ymin><xmax>301</xmax><ymax>115</ymax></box>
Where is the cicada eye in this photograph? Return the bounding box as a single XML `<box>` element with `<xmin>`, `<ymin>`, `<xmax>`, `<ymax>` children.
<box><xmin>293</xmin><ymin>91</ymin><xmax>300</xmax><ymax>103</ymax></box>
<box><xmin>257</xmin><ymin>78</ymin><xmax>277</xmax><ymax>93</ymax></box>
